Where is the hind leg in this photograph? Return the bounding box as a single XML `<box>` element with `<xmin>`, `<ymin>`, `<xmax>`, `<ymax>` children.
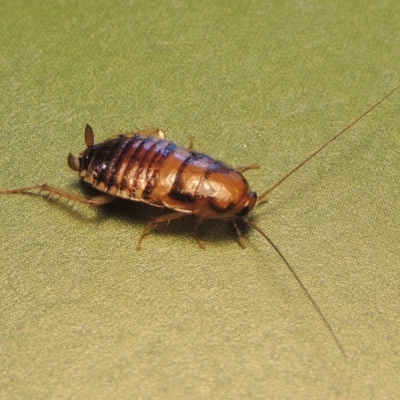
<box><xmin>0</xmin><ymin>184</ymin><xmax>116</xmax><ymax>206</ymax></box>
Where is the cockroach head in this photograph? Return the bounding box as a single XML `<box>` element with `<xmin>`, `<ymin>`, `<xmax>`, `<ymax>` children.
<box><xmin>193</xmin><ymin>163</ymin><xmax>258</xmax><ymax>219</ymax></box>
<box><xmin>235</xmin><ymin>191</ymin><xmax>257</xmax><ymax>217</ymax></box>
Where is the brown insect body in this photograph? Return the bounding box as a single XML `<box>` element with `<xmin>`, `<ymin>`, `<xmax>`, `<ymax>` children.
<box><xmin>68</xmin><ymin>125</ymin><xmax>257</xmax><ymax>220</ymax></box>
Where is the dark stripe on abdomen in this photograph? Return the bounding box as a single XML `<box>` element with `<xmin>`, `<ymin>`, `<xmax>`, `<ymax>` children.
<box><xmin>169</xmin><ymin>151</ymin><xmax>214</xmax><ymax>203</ymax></box>
<box><xmin>142</xmin><ymin>141</ymin><xmax>177</xmax><ymax>199</ymax></box>
<box><xmin>106</xmin><ymin>135</ymin><xmax>143</xmax><ymax>189</ymax></box>
<box><xmin>120</xmin><ymin>136</ymin><xmax>156</xmax><ymax>195</ymax></box>
<box><xmin>96</xmin><ymin>135</ymin><xmax>130</xmax><ymax>188</ymax></box>
<box><xmin>205</xmin><ymin>160</ymin><xmax>234</xmax><ymax>178</ymax></box>
<box><xmin>86</xmin><ymin>140</ymin><xmax>117</xmax><ymax>183</ymax></box>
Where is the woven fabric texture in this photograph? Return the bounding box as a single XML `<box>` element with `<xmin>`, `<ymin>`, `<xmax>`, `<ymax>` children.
<box><xmin>1</xmin><ymin>1</ymin><xmax>400</xmax><ymax>398</ymax></box>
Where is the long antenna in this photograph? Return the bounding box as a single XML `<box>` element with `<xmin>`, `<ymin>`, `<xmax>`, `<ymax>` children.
<box><xmin>244</xmin><ymin>217</ymin><xmax>346</xmax><ymax>357</ymax></box>
<box><xmin>247</xmin><ymin>84</ymin><xmax>400</xmax><ymax>357</ymax></box>
<box><xmin>259</xmin><ymin>84</ymin><xmax>400</xmax><ymax>201</ymax></box>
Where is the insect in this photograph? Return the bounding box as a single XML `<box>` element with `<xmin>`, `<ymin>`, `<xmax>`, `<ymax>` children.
<box><xmin>1</xmin><ymin>85</ymin><xmax>399</xmax><ymax>357</ymax></box>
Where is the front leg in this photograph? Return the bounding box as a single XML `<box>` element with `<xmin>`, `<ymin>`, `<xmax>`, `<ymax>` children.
<box><xmin>136</xmin><ymin>211</ymin><xmax>187</xmax><ymax>250</ymax></box>
<box><xmin>194</xmin><ymin>217</ymin><xmax>206</xmax><ymax>249</ymax></box>
<box><xmin>232</xmin><ymin>219</ymin><xmax>247</xmax><ymax>248</ymax></box>
<box><xmin>236</xmin><ymin>162</ymin><xmax>260</xmax><ymax>173</ymax></box>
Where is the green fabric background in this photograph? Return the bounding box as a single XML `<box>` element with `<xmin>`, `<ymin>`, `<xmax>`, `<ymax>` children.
<box><xmin>1</xmin><ymin>1</ymin><xmax>400</xmax><ymax>398</ymax></box>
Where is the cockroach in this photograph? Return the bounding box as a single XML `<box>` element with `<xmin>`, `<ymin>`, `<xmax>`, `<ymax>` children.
<box><xmin>1</xmin><ymin>85</ymin><xmax>399</xmax><ymax>357</ymax></box>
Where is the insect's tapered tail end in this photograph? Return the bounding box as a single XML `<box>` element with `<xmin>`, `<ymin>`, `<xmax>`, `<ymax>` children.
<box><xmin>85</xmin><ymin>124</ymin><xmax>94</xmax><ymax>147</ymax></box>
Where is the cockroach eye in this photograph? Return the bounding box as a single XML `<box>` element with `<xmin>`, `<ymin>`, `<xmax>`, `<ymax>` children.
<box><xmin>236</xmin><ymin>191</ymin><xmax>257</xmax><ymax>217</ymax></box>
<box><xmin>236</xmin><ymin>206</ymin><xmax>250</xmax><ymax>217</ymax></box>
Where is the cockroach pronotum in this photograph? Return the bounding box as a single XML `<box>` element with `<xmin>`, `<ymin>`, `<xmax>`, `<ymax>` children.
<box><xmin>1</xmin><ymin>85</ymin><xmax>399</xmax><ymax>357</ymax></box>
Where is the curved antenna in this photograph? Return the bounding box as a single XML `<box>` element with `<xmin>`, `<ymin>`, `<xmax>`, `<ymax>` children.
<box><xmin>243</xmin><ymin>217</ymin><xmax>346</xmax><ymax>357</ymax></box>
<box><xmin>259</xmin><ymin>84</ymin><xmax>400</xmax><ymax>201</ymax></box>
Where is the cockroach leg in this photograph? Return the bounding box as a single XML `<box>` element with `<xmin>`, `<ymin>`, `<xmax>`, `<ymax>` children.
<box><xmin>236</xmin><ymin>162</ymin><xmax>260</xmax><ymax>173</ymax></box>
<box><xmin>232</xmin><ymin>219</ymin><xmax>246</xmax><ymax>248</ymax></box>
<box><xmin>0</xmin><ymin>184</ymin><xmax>116</xmax><ymax>206</ymax></box>
<box><xmin>137</xmin><ymin>128</ymin><xmax>166</xmax><ymax>139</ymax></box>
<box><xmin>188</xmin><ymin>136</ymin><xmax>195</xmax><ymax>152</ymax></box>
<box><xmin>136</xmin><ymin>211</ymin><xmax>187</xmax><ymax>250</ymax></box>
<box><xmin>0</xmin><ymin>185</ymin><xmax>42</xmax><ymax>195</ymax></box>
<box><xmin>194</xmin><ymin>217</ymin><xmax>206</xmax><ymax>249</ymax></box>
